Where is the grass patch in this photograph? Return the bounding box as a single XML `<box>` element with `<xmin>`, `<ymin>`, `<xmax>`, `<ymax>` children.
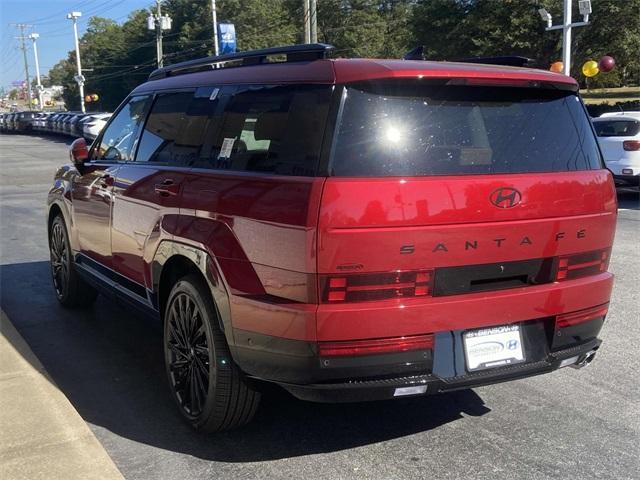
<box><xmin>580</xmin><ymin>86</ymin><xmax>640</xmax><ymax>104</ymax></box>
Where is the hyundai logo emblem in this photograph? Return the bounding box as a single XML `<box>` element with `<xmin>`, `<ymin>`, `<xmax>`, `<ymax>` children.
<box><xmin>490</xmin><ymin>187</ymin><xmax>522</xmax><ymax>208</ymax></box>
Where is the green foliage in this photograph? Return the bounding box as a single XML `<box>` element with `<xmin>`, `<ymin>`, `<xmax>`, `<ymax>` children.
<box><xmin>47</xmin><ymin>0</ymin><xmax>640</xmax><ymax>110</ymax></box>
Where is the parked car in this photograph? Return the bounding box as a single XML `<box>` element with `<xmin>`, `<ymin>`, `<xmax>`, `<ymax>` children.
<box><xmin>14</xmin><ymin>111</ymin><xmax>39</xmax><ymax>133</ymax></box>
<box><xmin>593</xmin><ymin>113</ymin><xmax>640</xmax><ymax>190</ymax></box>
<box><xmin>69</xmin><ymin>113</ymin><xmax>88</xmax><ymax>137</ymax></box>
<box><xmin>0</xmin><ymin>113</ymin><xmax>6</xmax><ymax>132</ymax></box>
<box><xmin>32</xmin><ymin>112</ymin><xmax>51</xmax><ymax>131</ymax></box>
<box><xmin>62</xmin><ymin>113</ymin><xmax>77</xmax><ymax>135</ymax></box>
<box><xmin>55</xmin><ymin>112</ymin><xmax>72</xmax><ymax>134</ymax></box>
<box><xmin>47</xmin><ymin>112</ymin><xmax>64</xmax><ymax>133</ymax></box>
<box><xmin>50</xmin><ymin>113</ymin><xmax>63</xmax><ymax>133</ymax></box>
<box><xmin>74</xmin><ymin>114</ymin><xmax>94</xmax><ymax>137</ymax></box>
<box><xmin>48</xmin><ymin>44</ymin><xmax>617</xmax><ymax>432</ymax></box>
<box><xmin>82</xmin><ymin>113</ymin><xmax>112</xmax><ymax>141</ymax></box>
<box><xmin>4</xmin><ymin>112</ymin><xmax>15</xmax><ymax>132</ymax></box>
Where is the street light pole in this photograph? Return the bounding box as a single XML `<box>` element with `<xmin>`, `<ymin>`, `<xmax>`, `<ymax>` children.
<box><xmin>67</xmin><ymin>12</ymin><xmax>85</xmax><ymax>113</ymax></box>
<box><xmin>211</xmin><ymin>0</ymin><xmax>219</xmax><ymax>56</ymax></box>
<box><xmin>539</xmin><ymin>0</ymin><xmax>591</xmax><ymax>76</ymax></box>
<box><xmin>29</xmin><ymin>33</ymin><xmax>44</xmax><ymax>109</ymax></box>
<box><xmin>561</xmin><ymin>0</ymin><xmax>572</xmax><ymax>76</ymax></box>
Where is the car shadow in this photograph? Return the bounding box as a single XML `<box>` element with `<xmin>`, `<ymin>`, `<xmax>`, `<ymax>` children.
<box><xmin>0</xmin><ymin>261</ymin><xmax>490</xmax><ymax>462</ymax></box>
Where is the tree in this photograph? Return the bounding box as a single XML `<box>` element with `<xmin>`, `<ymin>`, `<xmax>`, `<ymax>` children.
<box><xmin>46</xmin><ymin>0</ymin><xmax>640</xmax><ymax>110</ymax></box>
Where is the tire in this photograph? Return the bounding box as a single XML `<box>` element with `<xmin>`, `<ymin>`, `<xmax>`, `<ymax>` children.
<box><xmin>164</xmin><ymin>274</ymin><xmax>260</xmax><ymax>432</ymax></box>
<box><xmin>49</xmin><ymin>214</ymin><xmax>98</xmax><ymax>307</ymax></box>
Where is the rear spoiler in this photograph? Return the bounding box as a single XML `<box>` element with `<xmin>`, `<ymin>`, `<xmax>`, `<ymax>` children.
<box><xmin>403</xmin><ymin>46</ymin><xmax>532</xmax><ymax>67</ymax></box>
<box><xmin>402</xmin><ymin>46</ymin><xmax>577</xmax><ymax>92</ymax></box>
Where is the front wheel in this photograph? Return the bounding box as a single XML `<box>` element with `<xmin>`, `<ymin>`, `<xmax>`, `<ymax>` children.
<box><xmin>49</xmin><ymin>215</ymin><xmax>98</xmax><ymax>307</ymax></box>
<box><xmin>164</xmin><ymin>274</ymin><xmax>260</xmax><ymax>432</ymax></box>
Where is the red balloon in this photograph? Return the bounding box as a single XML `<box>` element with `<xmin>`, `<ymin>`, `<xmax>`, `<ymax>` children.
<box><xmin>599</xmin><ymin>56</ymin><xmax>615</xmax><ymax>73</ymax></box>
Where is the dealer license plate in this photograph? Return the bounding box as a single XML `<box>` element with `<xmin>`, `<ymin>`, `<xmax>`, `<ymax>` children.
<box><xmin>463</xmin><ymin>324</ymin><xmax>525</xmax><ymax>372</ymax></box>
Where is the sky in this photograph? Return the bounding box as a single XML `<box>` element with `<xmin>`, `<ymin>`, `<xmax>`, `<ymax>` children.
<box><xmin>0</xmin><ymin>0</ymin><xmax>152</xmax><ymax>91</ymax></box>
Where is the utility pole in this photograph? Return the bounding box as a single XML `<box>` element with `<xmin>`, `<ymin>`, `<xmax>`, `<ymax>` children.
<box><xmin>148</xmin><ymin>1</ymin><xmax>172</xmax><ymax>68</ymax></box>
<box><xmin>539</xmin><ymin>0</ymin><xmax>591</xmax><ymax>76</ymax></box>
<box><xmin>67</xmin><ymin>12</ymin><xmax>85</xmax><ymax>113</ymax></box>
<box><xmin>211</xmin><ymin>0</ymin><xmax>219</xmax><ymax>56</ymax></box>
<box><xmin>303</xmin><ymin>0</ymin><xmax>310</xmax><ymax>44</ymax></box>
<box><xmin>29</xmin><ymin>33</ymin><xmax>44</xmax><ymax>109</ymax></box>
<box><xmin>13</xmin><ymin>24</ymin><xmax>33</xmax><ymax>110</ymax></box>
<box><xmin>310</xmin><ymin>0</ymin><xmax>317</xmax><ymax>43</ymax></box>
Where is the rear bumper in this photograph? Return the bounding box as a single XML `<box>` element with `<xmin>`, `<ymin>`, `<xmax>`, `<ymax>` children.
<box><xmin>234</xmin><ymin>313</ymin><xmax>606</xmax><ymax>402</ymax></box>
<box><xmin>613</xmin><ymin>174</ymin><xmax>640</xmax><ymax>188</ymax></box>
<box><xmin>281</xmin><ymin>338</ymin><xmax>601</xmax><ymax>402</ymax></box>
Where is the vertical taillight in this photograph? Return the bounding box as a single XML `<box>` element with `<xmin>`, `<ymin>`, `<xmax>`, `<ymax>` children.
<box><xmin>555</xmin><ymin>248</ymin><xmax>610</xmax><ymax>281</ymax></box>
<box><xmin>622</xmin><ymin>140</ymin><xmax>640</xmax><ymax>151</ymax></box>
<box><xmin>322</xmin><ymin>269</ymin><xmax>434</xmax><ymax>303</ymax></box>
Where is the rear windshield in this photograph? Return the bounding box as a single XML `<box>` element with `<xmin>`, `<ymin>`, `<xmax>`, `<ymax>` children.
<box><xmin>593</xmin><ymin>119</ymin><xmax>640</xmax><ymax>137</ymax></box>
<box><xmin>330</xmin><ymin>82</ymin><xmax>602</xmax><ymax>176</ymax></box>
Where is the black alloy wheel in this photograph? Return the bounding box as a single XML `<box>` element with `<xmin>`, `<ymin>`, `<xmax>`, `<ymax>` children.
<box><xmin>48</xmin><ymin>215</ymin><xmax>98</xmax><ymax>307</ymax></box>
<box><xmin>166</xmin><ymin>292</ymin><xmax>211</xmax><ymax>417</ymax></box>
<box><xmin>50</xmin><ymin>220</ymin><xmax>69</xmax><ymax>299</ymax></box>
<box><xmin>163</xmin><ymin>275</ymin><xmax>260</xmax><ymax>432</ymax></box>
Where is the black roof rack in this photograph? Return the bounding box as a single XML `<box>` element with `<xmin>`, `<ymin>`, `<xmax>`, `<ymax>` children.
<box><xmin>454</xmin><ymin>56</ymin><xmax>533</xmax><ymax>68</ymax></box>
<box><xmin>148</xmin><ymin>43</ymin><xmax>335</xmax><ymax>81</ymax></box>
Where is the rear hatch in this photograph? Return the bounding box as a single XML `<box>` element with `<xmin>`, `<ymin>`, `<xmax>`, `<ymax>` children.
<box><xmin>317</xmin><ymin>80</ymin><xmax>616</xmax><ymax>305</ymax></box>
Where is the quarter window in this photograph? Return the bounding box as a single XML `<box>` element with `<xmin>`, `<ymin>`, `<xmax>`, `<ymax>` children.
<box><xmin>212</xmin><ymin>85</ymin><xmax>331</xmax><ymax>176</ymax></box>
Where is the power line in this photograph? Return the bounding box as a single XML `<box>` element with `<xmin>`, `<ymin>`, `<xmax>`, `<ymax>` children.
<box><xmin>19</xmin><ymin>0</ymin><xmax>104</xmax><ymax>25</ymax></box>
<box><xmin>33</xmin><ymin>0</ymin><xmax>133</xmax><ymax>37</ymax></box>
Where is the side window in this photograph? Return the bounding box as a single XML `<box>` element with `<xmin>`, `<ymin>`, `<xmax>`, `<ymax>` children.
<box><xmin>211</xmin><ymin>85</ymin><xmax>331</xmax><ymax>176</ymax></box>
<box><xmin>135</xmin><ymin>90</ymin><xmax>216</xmax><ymax>166</ymax></box>
<box><xmin>93</xmin><ymin>95</ymin><xmax>151</xmax><ymax>161</ymax></box>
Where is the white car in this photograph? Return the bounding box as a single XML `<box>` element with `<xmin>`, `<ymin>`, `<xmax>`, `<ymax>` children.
<box><xmin>593</xmin><ymin>112</ymin><xmax>640</xmax><ymax>190</ymax></box>
<box><xmin>82</xmin><ymin>113</ymin><xmax>112</xmax><ymax>141</ymax></box>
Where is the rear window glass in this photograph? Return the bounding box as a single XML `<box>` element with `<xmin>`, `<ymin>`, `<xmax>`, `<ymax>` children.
<box><xmin>330</xmin><ymin>82</ymin><xmax>602</xmax><ymax>176</ymax></box>
<box><xmin>593</xmin><ymin>120</ymin><xmax>640</xmax><ymax>137</ymax></box>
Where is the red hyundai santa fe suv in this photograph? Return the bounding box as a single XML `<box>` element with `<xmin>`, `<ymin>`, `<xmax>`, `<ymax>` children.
<box><xmin>47</xmin><ymin>44</ymin><xmax>617</xmax><ymax>432</ymax></box>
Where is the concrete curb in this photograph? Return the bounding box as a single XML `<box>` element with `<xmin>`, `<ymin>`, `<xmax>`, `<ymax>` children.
<box><xmin>0</xmin><ymin>309</ymin><xmax>125</xmax><ymax>480</ymax></box>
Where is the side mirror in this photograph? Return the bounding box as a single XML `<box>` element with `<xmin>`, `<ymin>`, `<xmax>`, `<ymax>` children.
<box><xmin>69</xmin><ymin>137</ymin><xmax>89</xmax><ymax>166</ymax></box>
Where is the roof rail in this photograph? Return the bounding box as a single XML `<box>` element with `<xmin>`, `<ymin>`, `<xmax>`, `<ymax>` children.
<box><xmin>148</xmin><ymin>43</ymin><xmax>335</xmax><ymax>81</ymax></box>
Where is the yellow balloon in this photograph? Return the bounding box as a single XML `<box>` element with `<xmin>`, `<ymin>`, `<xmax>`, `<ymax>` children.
<box><xmin>582</xmin><ymin>60</ymin><xmax>599</xmax><ymax>78</ymax></box>
<box><xmin>550</xmin><ymin>61</ymin><xmax>563</xmax><ymax>73</ymax></box>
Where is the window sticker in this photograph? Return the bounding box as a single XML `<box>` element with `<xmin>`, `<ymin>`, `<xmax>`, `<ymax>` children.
<box><xmin>218</xmin><ymin>137</ymin><xmax>236</xmax><ymax>159</ymax></box>
<box><xmin>209</xmin><ymin>88</ymin><xmax>220</xmax><ymax>101</ymax></box>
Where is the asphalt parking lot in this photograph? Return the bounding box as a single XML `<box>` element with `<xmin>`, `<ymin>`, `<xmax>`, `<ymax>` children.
<box><xmin>0</xmin><ymin>133</ymin><xmax>638</xmax><ymax>480</ymax></box>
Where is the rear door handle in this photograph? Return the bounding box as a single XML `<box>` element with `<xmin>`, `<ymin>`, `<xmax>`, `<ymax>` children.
<box><xmin>154</xmin><ymin>179</ymin><xmax>180</xmax><ymax>197</ymax></box>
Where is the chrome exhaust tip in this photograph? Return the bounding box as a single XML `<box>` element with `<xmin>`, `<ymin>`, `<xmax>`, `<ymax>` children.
<box><xmin>570</xmin><ymin>349</ymin><xmax>597</xmax><ymax>369</ymax></box>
